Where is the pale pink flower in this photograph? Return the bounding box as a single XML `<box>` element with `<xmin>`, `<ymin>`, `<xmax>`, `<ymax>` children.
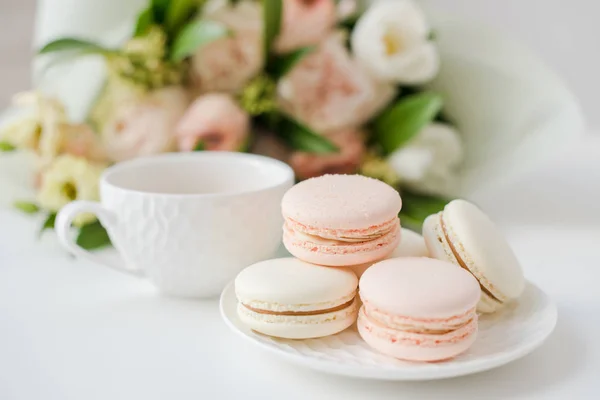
<box><xmin>290</xmin><ymin>129</ymin><xmax>365</xmax><ymax>179</ymax></box>
<box><xmin>102</xmin><ymin>87</ymin><xmax>189</xmax><ymax>162</ymax></box>
<box><xmin>191</xmin><ymin>1</ymin><xmax>263</xmax><ymax>94</ymax></box>
<box><xmin>278</xmin><ymin>34</ymin><xmax>396</xmax><ymax>133</ymax></box>
<box><xmin>176</xmin><ymin>94</ymin><xmax>250</xmax><ymax>152</ymax></box>
<box><xmin>275</xmin><ymin>0</ymin><xmax>337</xmax><ymax>54</ymax></box>
<box><xmin>61</xmin><ymin>123</ymin><xmax>106</xmax><ymax>162</ymax></box>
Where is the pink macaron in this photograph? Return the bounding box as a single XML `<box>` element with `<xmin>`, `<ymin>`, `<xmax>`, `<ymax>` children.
<box><xmin>358</xmin><ymin>257</ymin><xmax>480</xmax><ymax>362</ymax></box>
<box><xmin>281</xmin><ymin>174</ymin><xmax>402</xmax><ymax>266</ymax></box>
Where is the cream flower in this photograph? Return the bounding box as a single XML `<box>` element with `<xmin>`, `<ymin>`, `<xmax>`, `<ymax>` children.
<box><xmin>0</xmin><ymin>117</ymin><xmax>40</xmax><ymax>150</ymax></box>
<box><xmin>191</xmin><ymin>0</ymin><xmax>263</xmax><ymax>94</ymax></box>
<box><xmin>37</xmin><ymin>155</ymin><xmax>106</xmax><ymax>226</ymax></box>
<box><xmin>278</xmin><ymin>34</ymin><xmax>395</xmax><ymax>133</ymax></box>
<box><xmin>176</xmin><ymin>94</ymin><xmax>249</xmax><ymax>152</ymax></box>
<box><xmin>275</xmin><ymin>0</ymin><xmax>336</xmax><ymax>54</ymax></box>
<box><xmin>351</xmin><ymin>0</ymin><xmax>439</xmax><ymax>84</ymax></box>
<box><xmin>388</xmin><ymin>123</ymin><xmax>463</xmax><ymax>195</ymax></box>
<box><xmin>101</xmin><ymin>86</ymin><xmax>189</xmax><ymax>162</ymax></box>
<box><xmin>1</xmin><ymin>92</ymin><xmax>69</xmax><ymax>159</ymax></box>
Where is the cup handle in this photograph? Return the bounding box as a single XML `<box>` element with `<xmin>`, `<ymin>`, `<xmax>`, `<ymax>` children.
<box><xmin>55</xmin><ymin>201</ymin><xmax>142</xmax><ymax>277</ymax></box>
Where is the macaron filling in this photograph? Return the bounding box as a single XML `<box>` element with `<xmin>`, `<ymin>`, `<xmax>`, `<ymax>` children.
<box><xmin>362</xmin><ymin>299</ymin><xmax>477</xmax><ymax>333</ymax></box>
<box><xmin>284</xmin><ymin>217</ymin><xmax>399</xmax><ymax>242</ymax></box>
<box><xmin>242</xmin><ymin>298</ymin><xmax>356</xmax><ymax>316</ymax></box>
<box><xmin>359</xmin><ymin>306</ymin><xmax>478</xmax><ymax>347</ymax></box>
<box><xmin>284</xmin><ymin>217</ymin><xmax>401</xmax><ymax>254</ymax></box>
<box><xmin>439</xmin><ymin>213</ymin><xmax>504</xmax><ymax>306</ymax></box>
<box><xmin>237</xmin><ymin>298</ymin><xmax>359</xmax><ymax>326</ymax></box>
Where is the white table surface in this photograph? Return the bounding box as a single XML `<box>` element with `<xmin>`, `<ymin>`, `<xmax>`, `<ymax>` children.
<box><xmin>1</xmin><ymin>133</ymin><xmax>599</xmax><ymax>399</ymax></box>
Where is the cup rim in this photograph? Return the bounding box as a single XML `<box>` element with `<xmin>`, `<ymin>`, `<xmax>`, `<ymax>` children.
<box><xmin>101</xmin><ymin>152</ymin><xmax>295</xmax><ymax>198</ymax></box>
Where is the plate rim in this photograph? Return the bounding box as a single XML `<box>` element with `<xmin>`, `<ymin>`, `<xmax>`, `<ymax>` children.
<box><xmin>219</xmin><ymin>281</ymin><xmax>557</xmax><ymax>381</ymax></box>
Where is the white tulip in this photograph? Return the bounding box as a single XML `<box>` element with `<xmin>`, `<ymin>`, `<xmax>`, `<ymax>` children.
<box><xmin>351</xmin><ymin>0</ymin><xmax>439</xmax><ymax>84</ymax></box>
<box><xmin>388</xmin><ymin>123</ymin><xmax>463</xmax><ymax>196</ymax></box>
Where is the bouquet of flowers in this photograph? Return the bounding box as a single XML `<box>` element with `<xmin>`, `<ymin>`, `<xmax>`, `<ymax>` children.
<box><xmin>0</xmin><ymin>0</ymin><xmax>463</xmax><ymax>249</ymax></box>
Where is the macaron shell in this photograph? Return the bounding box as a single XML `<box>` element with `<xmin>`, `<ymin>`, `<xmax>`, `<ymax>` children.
<box><xmin>423</xmin><ymin>213</ymin><xmax>505</xmax><ymax>314</ymax></box>
<box><xmin>235</xmin><ymin>258</ymin><xmax>358</xmax><ymax>310</ymax></box>
<box><xmin>283</xmin><ymin>224</ymin><xmax>400</xmax><ymax>267</ymax></box>
<box><xmin>238</xmin><ymin>299</ymin><xmax>358</xmax><ymax>339</ymax></box>
<box><xmin>443</xmin><ymin>200</ymin><xmax>525</xmax><ymax>301</ymax></box>
<box><xmin>359</xmin><ymin>258</ymin><xmax>481</xmax><ymax>320</ymax></box>
<box><xmin>357</xmin><ymin>306</ymin><xmax>478</xmax><ymax>362</ymax></box>
<box><xmin>281</xmin><ymin>174</ymin><xmax>402</xmax><ymax>230</ymax></box>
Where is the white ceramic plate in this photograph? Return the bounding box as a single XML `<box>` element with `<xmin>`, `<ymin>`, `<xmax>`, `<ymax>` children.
<box><xmin>220</xmin><ymin>281</ymin><xmax>557</xmax><ymax>381</ymax></box>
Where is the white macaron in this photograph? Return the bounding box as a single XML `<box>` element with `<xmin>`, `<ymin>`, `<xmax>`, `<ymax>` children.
<box><xmin>423</xmin><ymin>199</ymin><xmax>525</xmax><ymax>313</ymax></box>
<box><xmin>235</xmin><ymin>258</ymin><xmax>359</xmax><ymax>339</ymax></box>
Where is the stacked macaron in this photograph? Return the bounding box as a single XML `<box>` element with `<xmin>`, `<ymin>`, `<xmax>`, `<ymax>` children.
<box><xmin>281</xmin><ymin>174</ymin><xmax>402</xmax><ymax>267</ymax></box>
<box><xmin>233</xmin><ymin>175</ymin><xmax>526</xmax><ymax>363</ymax></box>
<box><xmin>234</xmin><ymin>174</ymin><xmax>401</xmax><ymax>340</ymax></box>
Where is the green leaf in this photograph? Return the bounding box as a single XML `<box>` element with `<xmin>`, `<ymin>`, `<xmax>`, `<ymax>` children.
<box><xmin>398</xmin><ymin>212</ymin><xmax>423</xmax><ymax>233</ymax></box>
<box><xmin>399</xmin><ymin>191</ymin><xmax>450</xmax><ymax>231</ymax></box>
<box><xmin>373</xmin><ymin>92</ymin><xmax>443</xmax><ymax>154</ymax></box>
<box><xmin>193</xmin><ymin>140</ymin><xmax>205</xmax><ymax>151</ymax></box>
<box><xmin>339</xmin><ymin>13</ymin><xmax>360</xmax><ymax>32</ymax></box>
<box><xmin>170</xmin><ymin>20</ymin><xmax>229</xmax><ymax>62</ymax></box>
<box><xmin>76</xmin><ymin>220</ymin><xmax>112</xmax><ymax>250</ymax></box>
<box><xmin>165</xmin><ymin>0</ymin><xmax>198</xmax><ymax>35</ymax></box>
<box><xmin>277</xmin><ymin>115</ymin><xmax>339</xmax><ymax>154</ymax></box>
<box><xmin>134</xmin><ymin>7</ymin><xmax>154</xmax><ymax>37</ymax></box>
<box><xmin>39</xmin><ymin>213</ymin><xmax>57</xmax><ymax>237</ymax></box>
<box><xmin>38</xmin><ymin>38</ymin><xmax>113</xmax><ymax>55</ymax></box>
<box><xmin>263</xmin><ymin>0</ymin><xmax>282</xmax><ymax>59</ymax></box>
<box><xmin>151</xmin><ymin>0</ymin><xmax>171</xmax><ymax>24</ymax></box>
<box><xmin>14</xmin><ymin>201</ymin><xmax>40</xmax><ymax>214</ymax></box>
<box><xmin>0</xmin><ymin>141</ymin><xmax>16</xmax><ymax>152</ymax></box>
<box><xmin>268</xmin><ymin>47</ymin><xmax>314</xmax><ymax>79</ymax></box>
<box><xmin>428</xmin><ymin>30</ymin><xmax>437</xmax><ymax>41</ymax></box>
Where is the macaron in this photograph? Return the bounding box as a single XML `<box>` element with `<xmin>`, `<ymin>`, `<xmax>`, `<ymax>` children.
<box><xmin>423</xmin><ymin>199</ymin><xmax>526</xmax><ymax>313</ymax></box>
<box><xmin>282</xmin><ymin>174</ymin><xmax>402</xmax><ymax>266</ymax></box>
<box><xmin>235</xmin><ymin>258</ymin><xmax>359</xmax><ymax>339</ymax></box>
<box><xmin>358</xmin><ymin>257</ymin><xmax>480</xmax><ymax>362</ymax></box>
<box><xmin>350</xmin><ymin>228</ymin><xmax>429</xmax><ymax>277</ymax></box>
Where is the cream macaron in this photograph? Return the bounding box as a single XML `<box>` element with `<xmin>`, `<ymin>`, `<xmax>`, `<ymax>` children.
<box><xmin>282</xmin><ymin>174</ymin><xmax>402</xmax><ymax>267</ymax></box>
<box><xmin>235</xmin><ymin>258</ymin><xmax>359</xmax><ymax>339</ymax></box>
<box><xmin>423</xmin><ymin>199</ymin><xmax>526</xmax><ymax>313</ymax></box>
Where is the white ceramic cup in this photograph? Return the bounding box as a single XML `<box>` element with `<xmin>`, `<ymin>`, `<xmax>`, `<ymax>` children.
<box><xmin>55</xmin><ymin>152</ymin><xmax>294</xmax><ymax>298</ymax></box>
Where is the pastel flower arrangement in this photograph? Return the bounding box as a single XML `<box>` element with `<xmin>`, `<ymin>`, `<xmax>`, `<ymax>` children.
<box><xmin>0</xmin><ymin>0</ymin><xmax>461</xmax><ymax>249</ymax></box>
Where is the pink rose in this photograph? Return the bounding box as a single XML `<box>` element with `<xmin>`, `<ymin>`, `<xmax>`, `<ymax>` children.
<box><xmin>102</xmin><ymin>87</ymin><xmax>189</xmax><ymax>162</ymax></box>
<box><xmin>176</xmin><ymin>94</ymin><xmax>250</xmax><ymax>152</ymax></box>
<box><xmin>290</xmin><ymin>129</ymin><xmax>365</xmax><ymax>179</ymax></box>
<box><xmin>191</xmin><ymin>1</ymin><xmax>263</xmax><ymax>94</ymax></box>
<box><xmin>278</xmin><ymin>34</ymin><xmax>396</xmax><ymax>133</ymax></box>
<box><xmin>61</xmin><ymin>123</ymin><xmax>106</xmax><ymax>162</ymax></box>
<box><xmin>275</xmin><ymin>0</ymin><xmax>336</xmax><ymax>54</ymax></box>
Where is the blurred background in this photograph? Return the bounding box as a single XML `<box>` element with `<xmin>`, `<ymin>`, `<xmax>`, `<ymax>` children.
<box><xmin>1</xmin><ymin>0</ymin><xmax>598</xmax><ymax>128</ymax></box>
